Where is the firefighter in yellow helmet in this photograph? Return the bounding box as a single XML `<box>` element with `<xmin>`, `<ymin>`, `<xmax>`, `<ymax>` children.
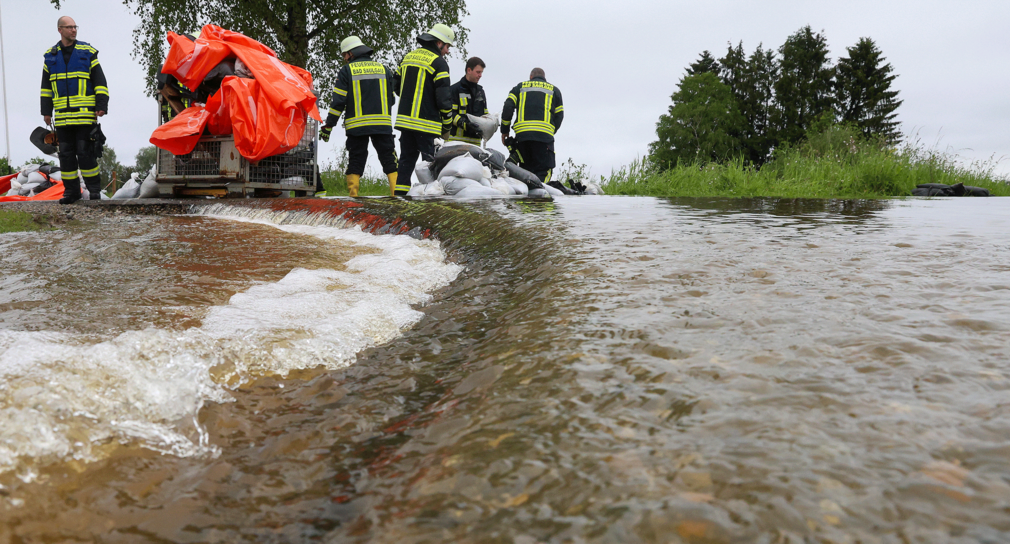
<box><xmin>320</xmin><ymin>36</ymin><xmax>398</xmax><ymax>197</ymax></box>
<box><xmin>392</xmin><ymin>24</ymin><xmax>455</xmax><ymax>195</ymax></box>
<box><xmin>501</xmin><ymin>67</ymin><xmax>564</xmax><ymax>185</ymax></box>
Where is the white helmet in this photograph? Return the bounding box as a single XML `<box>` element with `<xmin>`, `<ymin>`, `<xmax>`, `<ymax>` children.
<box><xmin>426</xmin><ymin>24</ymin><xmax>456</xmax><ymax>45</ymax></box>
<box><xmin>340</xmin><ymin>36</ymin><xmax>365</xmax><ymax>54</ymax></box>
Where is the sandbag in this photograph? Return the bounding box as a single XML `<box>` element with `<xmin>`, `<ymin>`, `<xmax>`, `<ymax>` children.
<box><xmin>543</xmin><ymin>183</ymin><xmax>565</xmax><ymax>197</ymax></box>
<box><xmin>466</xmin><ymin>113</ymin><xmax>500</xmax><ymax>144</ymax></box>
<box><xmin>503</xmin><ymin>177</ymin><xmax>528</xmax><ymax>196</ymax></box>
<box><xmin>456</xmin><ymin>185</ymin><xmax>506</xmax><ymax>197</ymax></box>
<box><xmin>441</xmin><ymin>176</ymin><xmax>482</xmax><ymax>195</ymax></box>
<box><xmin>26</xmin><ymin>172</ymin><xmax>47</xmax><ymax>185</ymax></box>
<box><xmin>504</xmin><ymin>161</ymin><xmax>545</xmax><ymax>189</ymax></box>
<box><xmin>112</xmin><ymin>173</ymin><xmax>142</xmax><ymax>199</ymax></box>
<box><xmin>527</xmin><ymin>188</ymin><xmax>553</xmax><ymax>198</ymax></box>
<box><xmin>430</xmin><ymin>146</ymin><xmax>474</xmax><ymax>178</ymax></box>
<box><xmin>423</xmin><ymin>180</ymin><xmax>446</xmax><ymax>195</ymax></box>
<box><xmin>912</xmin><ymin>182</ymin><xmax>990</xmax><ymax>197</ymax></box>
<box><xmin>406</xmin><ymin>183</ymin><xmax>427</xmax><ymax>197</ymax></box>
<box><xmin>414</xmin><ymin>161</ymin><xmax>435</xmax><ymax>185</ymax></box>
<box><xmin>439</xmin><ymin>155</ymin><xmax>484</xmax><ymax>182</ymax></box>
<box><xmin>19</xmin><ymin>182</ymin><xmax>41</xmax><ymax>196</ymax></box>
<box><xmin>488</xmin><ymin>178</ymin><xmax>514</xmax><ymax>195</ymax></box>
<box><xmin>484</xmin><ymin>148</ymin><xmax>507</xmax><ymax>172</ymax></box>
<box><xmin>139</xmin><ymin>166</ymin><xmax>159</xmax><ymax>198</ymax></box>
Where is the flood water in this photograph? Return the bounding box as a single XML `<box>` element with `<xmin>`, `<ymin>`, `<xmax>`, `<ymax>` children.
<box><xmin>1</xmin><ymin>196</ymin><xmax>1009</xmax><ymax>543</ymax></box>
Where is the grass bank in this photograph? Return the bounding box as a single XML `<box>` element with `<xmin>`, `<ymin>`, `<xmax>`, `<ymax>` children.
<box><xmin>0</xmin><ymin>209</ymin><xmax>51</xmax><ymax>233</ymax></box>
<box><xmin>319</xmin><ymin>171</ymin><xmax>392</xmax><ymax>197</ymax></box>
<box><xmin>604</xmin><ymin>126</ymin><xmax>1010</xmax><ymax>198</ymax></box>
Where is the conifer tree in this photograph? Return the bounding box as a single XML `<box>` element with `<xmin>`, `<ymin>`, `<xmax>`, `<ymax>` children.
<box><xmin>719</xmin><ymin>42</ymin><xmax>778</xmax><ymax>165</ymax></box>
<box><xmin>687</xmin><ymin>51</ymin><xmax>721</xmax><ymax>76</ymax></box>
<box><xmin>835</xmin><ymin>37</ymin><xmax>902</xmax><ymax>142</ymax></box>
<box><xmin>773</xmin><ymin>26</ymin><xmax>835</xmax><ymax>145</ymax></box>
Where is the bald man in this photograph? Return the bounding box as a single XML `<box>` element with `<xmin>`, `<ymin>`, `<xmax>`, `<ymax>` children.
<box><xmin>501</xmin><ymin>68</ymin><xmax>564</xmax><ymax>184</ymax></box>
<box><xmin>41</xmin><ymin>16</ymin><xmax>109</xmax><ymax>203</ymax></box>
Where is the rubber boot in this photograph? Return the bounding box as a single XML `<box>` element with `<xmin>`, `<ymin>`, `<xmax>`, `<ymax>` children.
<box><xmin>387</xmin><ymin>172</ymin><xmax>397</xmax><ymax>197</ymax></box>
<box><xmin>59</xmin><ymin>177</ymin><xmax>82</xmax><ymax>205</ymax></box>
<box><xmin>345</xmin><ymin>174</ymin><xmax>360</xmax><ymax>197</ymax></box>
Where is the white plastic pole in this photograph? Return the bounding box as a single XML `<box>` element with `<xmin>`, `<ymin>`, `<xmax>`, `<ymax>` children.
<box><xmin>0</xmin><ymin>0</ymin><xmax>10</xmax><ymax>170</ymax></box>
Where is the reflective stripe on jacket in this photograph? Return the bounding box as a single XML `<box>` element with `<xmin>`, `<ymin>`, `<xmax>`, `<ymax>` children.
<box><xmin>393</xmin><ymin>43</ymin><xmax>452</xmax><ymax>135</ymax></box>
<box><xmin>447</xmin><ymin>76</ymin><xmax>488</xmax><ymax>145</ymax></box>
<box><xmin>41</xmin><ymin>40</ymin><xmax>109</xmax><ymax>127</ymax></box>
<box><xmin>501</xmin><ymin>77</ymin><xmax>563</xmax><ymax>143</ymax></box>
<box><xmin>326</xmin><ymin>55</ymin><xmax>396</xmax><ymax>136</ymax></box>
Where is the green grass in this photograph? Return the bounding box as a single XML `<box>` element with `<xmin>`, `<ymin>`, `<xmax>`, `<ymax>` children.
<box><xmin>604</xmin><ymin>126</ymin><xmax>1010</xmax><ymax>198</ymax></box>
<box><xmin>0</xmin><ymin>210</ymin><xmax>48</xmax><ymax>233</ymax></box>
<box><xmin>319</xmin><ymin>171</ymin><xmax>393</xmax><ymax>197</ymax></box>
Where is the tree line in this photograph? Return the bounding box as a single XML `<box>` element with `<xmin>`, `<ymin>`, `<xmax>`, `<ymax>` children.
<box><xmin>650</xmin><ymin>26</ymin><xmax>902</xmax><ymax>169</ymax></box>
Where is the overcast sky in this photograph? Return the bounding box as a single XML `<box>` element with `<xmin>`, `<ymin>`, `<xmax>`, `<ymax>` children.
<box><xmin>1</xmin><ymin>0</ymin><xmax>1008</xmax><ymax>180</ymax></box>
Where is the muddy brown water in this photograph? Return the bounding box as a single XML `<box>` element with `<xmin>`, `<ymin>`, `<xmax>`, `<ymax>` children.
<box><xmin>1</xmin><ymin>196</ymin><xmax>1009</xmax><ymax>543</ymax></box>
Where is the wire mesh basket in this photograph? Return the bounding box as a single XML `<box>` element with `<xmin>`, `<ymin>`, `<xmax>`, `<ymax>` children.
<box><xmin>155</xmin><ymin>119</ymin><xmax>318</xmax><ymax>197</ymax></box>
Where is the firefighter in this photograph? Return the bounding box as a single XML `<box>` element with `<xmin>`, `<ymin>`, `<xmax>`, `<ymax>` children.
<box><xmin>446</xmin><ymin>57</ymin><xmax>488</xmax><ymax>145</ymax></box>
<box><xmin>500</xmin><ymin>68</ymin><xmax>564</xmax><ymax>184</ymax></box>
<box><xmin>41</xmin><ymin>16</ymin><xmax>109</xmax><ymax>204</ymax></box>
<box><xmin>320</xmin><ymin>36</ymin><xmax>398</xmax><ymax>197</ymax></box>
<box><xmin>392</xmin><ymin>23</ymin><xmax>455</xmax><ymax>195</ymax></box>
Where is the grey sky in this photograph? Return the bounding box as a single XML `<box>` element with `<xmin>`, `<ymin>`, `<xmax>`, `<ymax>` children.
<box><xmin>1</xmin><ymin>0</ymin><xmax>1008</xmax><ymax>179</ymax></box>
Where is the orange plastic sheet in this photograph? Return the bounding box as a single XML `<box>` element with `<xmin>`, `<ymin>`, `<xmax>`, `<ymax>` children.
<box><xmin>0</xmin><ymin>177</ymin><xmax>67</xmax><ymax>202</ymax></box>
<box><xmin>153</xmin><ymin>25</ymin><xmax>321</xmax><ymax>163</ymax></box>
<box><xmin>150</xmin><ymin>106</ymin><xmax>211</xmax><ymax>156</ymax></box>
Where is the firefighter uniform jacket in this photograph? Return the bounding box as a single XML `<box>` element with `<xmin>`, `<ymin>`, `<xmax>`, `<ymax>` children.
<box><xmin>393</xmin><ymin>42</ymin><xmax>452</xmax><ymax>135</ymax></box>
<box><xmin>447</xmin><ymin>76</ymin><xmax>489</xmax><ymax>145</ymax></box>
<box><xmin>325</xmin><ymin>54</ymin><xmax>396</xmax><ymax>136</ymax></box>
<box><xmin>40</xmin><ymin>40</ymin><xmax>109</xmax><ymax>127</ymax></box>
<box><xmin>501</xmin><ymin>77</ymin><xmax>563</xmax><ymax>143</ymax></box>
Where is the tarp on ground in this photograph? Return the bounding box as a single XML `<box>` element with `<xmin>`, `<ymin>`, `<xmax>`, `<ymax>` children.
<box><xmin>151</xmin><ymin>25</ymin><xmax>321</xmax><ymax>162</ymax></box>
<box><xmin>0</xmin><ymin>175</ymin><xmax>66</xmax><ymax>202</ymax></box>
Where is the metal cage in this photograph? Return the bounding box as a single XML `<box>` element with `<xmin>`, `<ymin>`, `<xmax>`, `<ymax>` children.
<box><xmin>155</xmin><ymin>118</ymin><xmax>318</xmax><ymax>198</ymax></box>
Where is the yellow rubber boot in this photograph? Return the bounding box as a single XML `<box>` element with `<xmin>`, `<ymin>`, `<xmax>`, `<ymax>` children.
<box><xmin>387</xmin><ymin>172</ymin><xmax>398</xmax><ymax>196</ymax></box>
<box><xmin>346</xmin><ymin>174</ymin><xmax>360</xmax><ymax>197</ymax></box>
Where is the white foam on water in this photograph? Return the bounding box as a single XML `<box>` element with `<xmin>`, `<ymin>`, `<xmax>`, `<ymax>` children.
<box><xmin>0</xmin><ymin>211</ymin><xmax>462</xmax><ymax>475</ymax></box>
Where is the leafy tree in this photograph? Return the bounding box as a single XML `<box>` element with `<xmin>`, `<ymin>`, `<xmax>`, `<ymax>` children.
<box><xmin>50</xmin><ymin>0</ymin><xmax>470</xmax><ymax>95</ymax></box>
<box><xmin>773</xmin><ymin>26</ymin><xmax>835</xmax><ymax>146</ymax></box>
<box><xmin>686</xmin><ymin>50</ymin><xmax>720</xmax><ymax>76</ymax></box>
<box><xmin>649</xmin><ymin>72</ymin><xmax>745</xmax><ymax>169</ymax></box>
<box><xmin>135</xmin><ymin>146</ymin><xmax>158</xmax><ymax>176</ymax></box>
<box><xmin>97</xmin><ymin>145</ymin><xmax>128</xmax><ymax>188</ymax></box>
<box><xmin>0</xmin><ymin>156</ymin><xmax>12</xmax><ymax>175</ymax></box>
<box><xmin>835</xmin><ymin>37</ymin><xmax>902</xmax><ymax>142</ymax></box>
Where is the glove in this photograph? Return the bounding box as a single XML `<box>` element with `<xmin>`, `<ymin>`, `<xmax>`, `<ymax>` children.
<box><xmin>320</xmin><ymin>126</ymin><xmax>332</xmax><ymax>142</ymax></box>
<box><xmin>463</xmin><ymin>118</ymin><xmax>482</xmax><ymax>139</ymax></box>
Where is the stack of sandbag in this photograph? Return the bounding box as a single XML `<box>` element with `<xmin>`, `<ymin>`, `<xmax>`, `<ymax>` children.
<box><xmin>111</xmin><ymin>166</ymin><xmax>160</xmax><ymax>199</ymax></box>
<box><xmin>403</xmin><ymin>140</ymin><xmax>582</xmax><ymax>199</ymax></box>
<box><xmin>5</xmin><ymin>164</ymin><xmax>61</xmax><ymax>197</ymax></box>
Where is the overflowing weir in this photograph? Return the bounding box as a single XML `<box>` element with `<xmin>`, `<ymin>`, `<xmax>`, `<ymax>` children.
<box><xmin>2</xmin><ymin>196</ymin><xmax>1010</xmax><ymax>543</ymax></box>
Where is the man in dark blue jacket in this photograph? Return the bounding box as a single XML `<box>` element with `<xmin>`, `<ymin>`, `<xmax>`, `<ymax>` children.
<box><xmin>501</xmin><ymin>68</ymin><xmax>563</xmax><ymax>184</ymax></box>
<box><xmin>41</xmin><ymin>16</ymin><xmax>109</xmax><ymax>204</ymax></box>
